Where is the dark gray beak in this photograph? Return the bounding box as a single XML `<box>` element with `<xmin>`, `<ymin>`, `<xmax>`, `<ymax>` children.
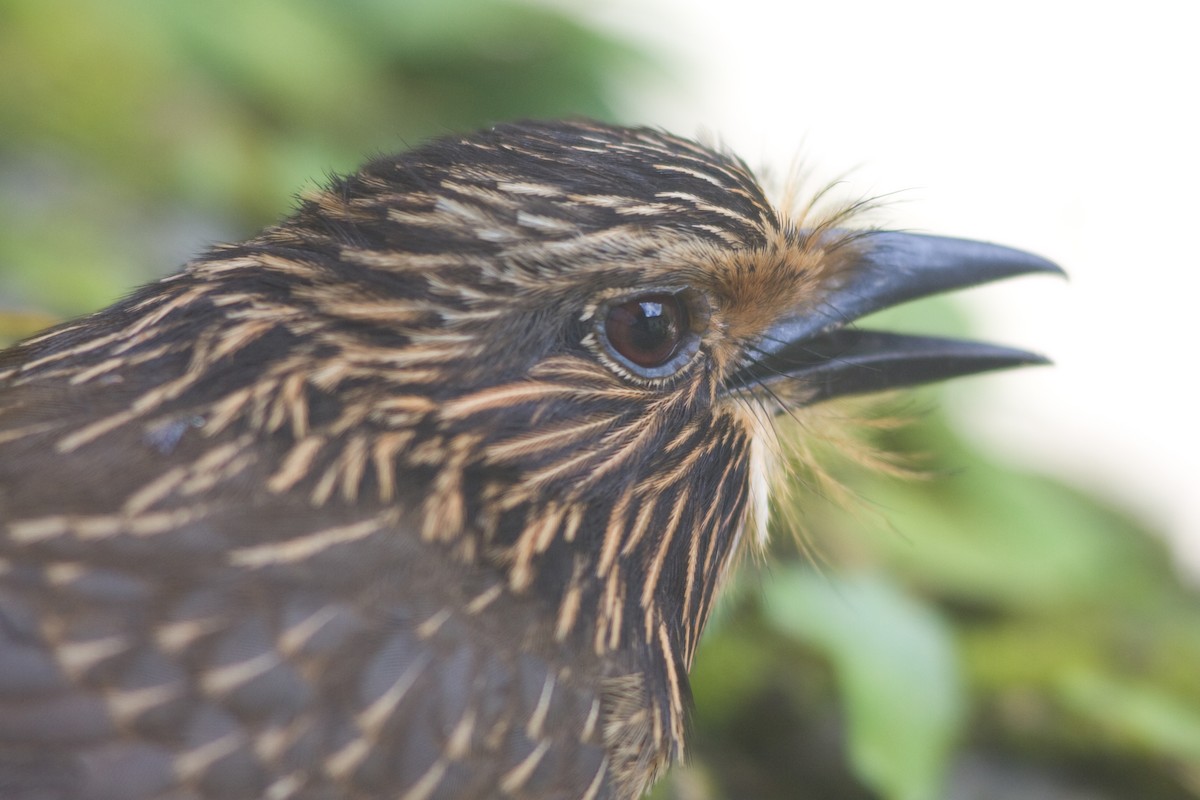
<box><xmin>727</xmin><ymin>231</ymin><xmax>1065</xmax><ymax>405</ymax></box>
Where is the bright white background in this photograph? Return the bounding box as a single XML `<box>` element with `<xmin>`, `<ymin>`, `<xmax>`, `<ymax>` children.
<box><xmin>550</xmin><ymin>0</ymin><xmax>1200</xmax><ymax>575</ymax></box>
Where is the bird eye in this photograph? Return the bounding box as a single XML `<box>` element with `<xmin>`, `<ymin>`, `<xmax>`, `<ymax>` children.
<box><xmin>600</xmin><ymin>291</ymin><xmax>700</xmax><ymax>378</ymax></box>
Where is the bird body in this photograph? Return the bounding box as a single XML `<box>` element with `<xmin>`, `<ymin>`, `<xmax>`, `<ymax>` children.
<box><xmin>0</xmin><ymin>120</ymin><xmax>1058</xmax><ymax>799</ymax></box>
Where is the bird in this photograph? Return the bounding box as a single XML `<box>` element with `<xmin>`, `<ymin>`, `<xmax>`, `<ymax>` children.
<box><xmin>0</xmin><ymin>119</ymin><xmax>1060</xmax><ymax>800</ymax></box>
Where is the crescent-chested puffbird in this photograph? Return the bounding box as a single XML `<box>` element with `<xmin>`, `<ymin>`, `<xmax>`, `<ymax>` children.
<box><xmin>0</xmin><ymin>120</ymin><xmax>1060</xmax><ymax>800</ymax></box>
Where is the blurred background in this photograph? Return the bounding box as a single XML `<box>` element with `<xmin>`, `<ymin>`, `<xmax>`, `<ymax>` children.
<box><xmin>1</xmin><ymin>1</ymin><xmax>1196</xmax><ymax>797</ymax></box>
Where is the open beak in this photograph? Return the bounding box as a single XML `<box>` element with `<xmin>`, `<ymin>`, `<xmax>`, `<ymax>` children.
<box><xmin>727</xmin><ymin>231</ymin><xmax>1065</xmax><ymax>405</ymax></box>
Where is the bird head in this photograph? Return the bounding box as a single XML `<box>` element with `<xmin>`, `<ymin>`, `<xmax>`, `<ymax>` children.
<box><xmin>83</xmin><ymin>120</ymin><xmax>1049</xmax><ymax>665</ymax></box>
<box><xmin>0</xmin><ymin>121</ymin><xmax>1059</xmax><ymax>794</ymax></box>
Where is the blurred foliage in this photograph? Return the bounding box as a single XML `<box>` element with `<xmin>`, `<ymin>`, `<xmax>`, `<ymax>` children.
<box><xmin>2</xmin><ymin>2</ymin><xmax>1197</xmax><ymax>798</ymax></box>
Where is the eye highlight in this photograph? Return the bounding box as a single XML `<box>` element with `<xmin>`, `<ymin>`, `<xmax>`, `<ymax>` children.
<box><xmin>597</xmin><ymin>290</ymin><xmax>705</xmax><ymax>379</ymax></box>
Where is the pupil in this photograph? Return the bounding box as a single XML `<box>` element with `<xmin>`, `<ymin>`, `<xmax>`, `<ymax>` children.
<box><xmin>635</xmin><ymin>302</ymin><xmax>669</xmax><ymax>348</ymax></box>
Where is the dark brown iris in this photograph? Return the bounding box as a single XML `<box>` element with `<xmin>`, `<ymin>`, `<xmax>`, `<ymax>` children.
<box><xmin>604</xmin><ymin>292</ymin><xmax>688</xmax><ymax>369</ymax></box>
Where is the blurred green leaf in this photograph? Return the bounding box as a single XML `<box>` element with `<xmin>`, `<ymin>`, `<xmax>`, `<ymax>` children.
<box><xmin>1059</xmin><ymin>668</ymin><xmax>1200</xmax><ymax>764</ymax></box>
<box><xmin>763</xmin><ymin>568</ymin><xmax>966</xmax><ymax>800</ymax></box>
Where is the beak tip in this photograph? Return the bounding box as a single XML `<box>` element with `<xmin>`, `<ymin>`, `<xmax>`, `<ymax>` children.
<box><xmin>1021</xmin><ymin>250</ymin><xmax>1067</xmax><ymax>281</ymax></box>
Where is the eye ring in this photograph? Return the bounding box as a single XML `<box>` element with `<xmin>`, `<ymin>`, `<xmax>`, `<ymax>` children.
<box><xmin>594</xmin><ymin>288</ymin><xmax>707</xmax><ymax>380</ymax></box>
